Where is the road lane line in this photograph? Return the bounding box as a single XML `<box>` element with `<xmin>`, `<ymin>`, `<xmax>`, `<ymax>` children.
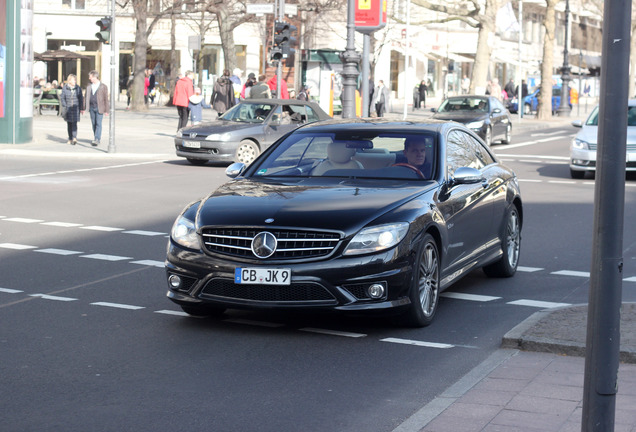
<box><xmin>30</xmin><ymin>294</ymin><xmax>78</xmax><ymax>302</ymax></box>
<box><xmin>155</xmin><ymin>310</ymin><xmax>190</xmax><ymax>317</ymax></box>
<box><xmin>41</xmin><ymin>222</ymin><xmax>83</xmax><ymax>227</ymax></box>
<box><xmin>0</xmin><ymin>288</ymin><xmax>23</xmax><ymax>294</ymax></box>
<box><xmin>517</xmin><ymin>266</ymin><xmax>544</xmax><ymax>272</ymax></box>
<box><xmin>91</xmin><ymin>302</ymin><xmax>145</xmax><ymax>310</ymax></box>
<box><xmin>2</xmin><ymin>217</ymin><xmax>45</xmax><ymax>223</ymax></box>
<box><xmin>551</xmin><ymin>270</ymin><xmax>590</xmax><ymax>277</ymax></box>
<box><xmin>531</xmin><ymin>131</ymin><xmax>567</xmax><ymax>137</ymax></box>
<box><xmin>495</xmin><ymin>154</ymin><xmax>569</xmax><ymax>160</ymax></box>
<box><xmin>624</xmin><ymin>277</ymin><xmax>636</xmax><ymax>282</ymax></box>
<box><xmin>441</xmin><ymin>292</ymin><xmax>500</xmax><ymax>302</ymax></box>
<box><xmin>123</xmin><ymin>230</ymin><xmax>167</xmax><ymax>236</ymax></box>
<box><xmin>381</xmin><ymin>338</ymin><xmax>454</xmax><ymax>349</ymax></box>
<box><xmin>81</xmin><ymin>254</ymin><xmax>133</xmax><ymax>261</ymax></box>
<box><xmin>548</xmin><ymin>180</ymin><xmax>577</xmax><ymax>184</ymax></box>
<box><xmin>0</xmin><ymin>243</ymin><xmax>38</xmax><ymax>250</ymax></box>
<box><xmin>80</xmin><ymin>226</ymin><xmax>125</xmax><ymax>232</ymax></box>
<box><xmin>300</xmin><ymin>328</ymin><xmax>367</xmax><ymax>338</ymax></box>
<box><xmin>507</xmin><ymin>299</ymin><xmax>571</xmax><ymax>308</ymax></box>
<box><xmin>130</xmin><ymin>259</ymin><xmax>164</xmax><ymax>267</ymax></box>
<box><xmin>35</xmin><ymin>248</ymin><xmax>82</xmax><ymax>256</ymax></box>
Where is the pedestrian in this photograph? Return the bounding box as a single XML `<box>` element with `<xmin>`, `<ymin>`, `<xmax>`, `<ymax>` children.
<box><xmin>230</xmin><ymin>68</ymin><xmax>243</xmax><ymax>102</ymax></box>
<box><xmin>147</xmin><ymin>68</ymin><xmax>156</xmax><ymax>104</ymax></box>
<box><xmin>240</xmin><ymin>72</ymin><xmax>256</xmax><ymax>100</ymax></box>
<box><xmin>189</xmin><ymin>87</ymin><xmax>211</xmax><ymax>126</ymax></box>
<box><xmin>418</xmin><ymin>80</ymin><xmax>428</xmax><ymax>108</ymax></box>
<box><xmin>211</xmin><ymin>69</ymin><xmax>235</xmax><ymax>117</ymax></box>
<box><xmin>372</xmin><ymin>80</ymin><xmax>390</xmax><ymax>117</ymax></box>
<box><xmin>267</xmin><ymin>75</ymin><xmax>289</xmax><ymax>99</ymax></box>
<box><xmin>143</xmin><ymin>69</ymin><xmax>150</xmax><ymax>105</ymax></box>
<box><xmin>82</xmin><ymin>70</ymin><xmax>109</xmax><ymax>147</ymax></box>
<box><xmin>249</xmin><ymin>74</ymin><xmax>271</xmax><ymax>99</ymax></box>
<box><xmin>461</xmin><ymin>75</ymin><xmax>470</xmax><ymax>94</ymax></box>
<box><xmin>173</xmin><ymin>70</ymin><xmax>194</xmax><ymax>130</ymax></box>
<box><xmin>504</xmin><ymin>79</ymin><xmax>515</xmax><ymax>100</ymax></box>
<box><xmin>297</xmin><ymin>85</ymin><xmax>309</xmax><ymax>101</ymax></box>
<box><xmin>60</xmin><ymin>73</ymin><xmax>83</xmax><ymax>145</ymax></box>
<box><xmin>412</xmin><ymin>84</ymin><xmax>420</xmax><ymax>111</ymax></box>
<box><xmin>125</xmin><ymin>73</ymin><xmax>133</xmax><ymax>110</ymax></box>
<box><xmin>490</xmin><ymin>78</ymin><xmax>502</xmax><ymax>101</ymax></box>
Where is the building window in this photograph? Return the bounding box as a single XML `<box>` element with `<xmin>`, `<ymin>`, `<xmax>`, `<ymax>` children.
<box><xmin>62</xmin><ymin>0</ymin><xmax>85</xmax><ymax>9</ymax></box>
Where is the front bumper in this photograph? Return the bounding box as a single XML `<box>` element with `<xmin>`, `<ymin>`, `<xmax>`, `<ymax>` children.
<box><xmin>165</xmin><ymin>241</ymin><xmax>415</xmax><ymax>313</ymax></box>
<box><xmin>174</xmin><ymin>137</ymin><xmax>237</xmax><ymax>161</ymax></box>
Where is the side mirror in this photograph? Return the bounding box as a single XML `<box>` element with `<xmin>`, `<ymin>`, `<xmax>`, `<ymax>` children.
<box><xmin>450</xmin><ymin>167</ymin><xmax>484</xmax><ymax>186</ymax></box>
<box><xmin>225</xmin><ymin>162</ymin><xmax>246</xmax><ymax>178</ymax></box>
<box><xmin>571</xmin><ymin>120</ymin><xmax>583</xmax><ymax>128</ymax></box>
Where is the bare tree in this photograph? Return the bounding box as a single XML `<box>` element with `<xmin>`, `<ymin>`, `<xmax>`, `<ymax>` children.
<box><xmin>204</xmin><ymin>0</ymin><xmax>254</xmax><ymax>73</ymax></box>
<box><xmin>536</xmin><ymin>0</ymin><xmax>558</xmax><ymax>120</ymax></box>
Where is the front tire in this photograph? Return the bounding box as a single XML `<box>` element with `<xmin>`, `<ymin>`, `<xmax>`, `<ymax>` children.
<box><xmin>235</xmin><ymin>140</ymin><xmax>260</xmax><ymax>165</ymax></box>
<box><xmin>404</xmin><ymin>233</ymin><xmax>440</xmax><ymax>327</ymax></box>
<box><xmin>501</xmin><ymin>123</ymin><xmax>512</xmax><ymax>144</ymax></box>
<box><xmin>484</xmin><ymin>126</ymin><xmax>492</xmax><ymax>146</ymax></box>
<box><xmin>483</xmin><ymin>205</ymin><xmax>521</xmax><ymax>278</ymax></box>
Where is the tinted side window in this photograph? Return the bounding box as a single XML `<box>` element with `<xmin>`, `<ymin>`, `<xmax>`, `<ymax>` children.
<box><xmin>305</xmin><ymin>106</ymin><xmax>319</xmax><ymax>122</ymax></box>
<box><xmin>461</xmin><ymin>132</ymin><xmax>495</xmax><ymax>166</ymax></box>
<box><xmin>446</xmin><ymin>130</ymin><xmax>477</xmax><ymax>175</ymax></box>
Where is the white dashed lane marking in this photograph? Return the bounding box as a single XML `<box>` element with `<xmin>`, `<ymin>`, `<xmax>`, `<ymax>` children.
<box><xmin>35</xmin><ymin>248</ymin><xmax>82</xmax><ymax>256</ymax></box>
<box><xmin>154</xmin><ymin>309</ymin><xmax>189</xmax><ymax>317</ymax></box>
<box><xmin>380</xmin><ymin>338</ymin><xmax>454</xmax><ymax>349</ymax></box>
<box><xmin>551</xmin><ymin>270</ymin><xmax>591</xmax><ymax>278</ymax></box>
<box><xmin>123</xmin><ymin>230</ymin><xmax>166</xmax><ymax>236</ymax></box>
<box><xmin>80</xmin><ymin>226</ymin><xmax>125</xmax><ymax>232</ymax></box>
<box><xmin>300</xmin><ymin>328</ymin><xmax>367</xmax><ymax>338</ymax></box>
<box><xmin>3</xmin><ymin>218</ymin><xmax>44</xmax><ymax>223</ymax></box>
<box><xmin>41</xmin><ymin>222</ymin><xmax>83</xmax><ymax>228</ymax></box>
<box><xmin>81</xmin><ymin>254</ymin><xmax>133</xmax><ymax>262</ymax></box>
<box><xmin>0</xmin><ymin>288</ymin><xmax>23</xmax><ymax>294</ymax></box>
<box><xmin>441</xmin><ymin>292</ymin><xmax>500</xmax><ymax>302</ymax></box>
<box><xmin>0</xmin><ymin>243</ymin><xmax>38</xmax><ymax>250</ymax></box>
<box><xmin>517</xmin><ymin>266</ymin><xmax>544</xmax><ymax>272</ymax></box>
<box><xmin>507</xmin><ymin>299</ymin><xmax>571</xmax><ymax>308</ymax></box>
<box><xmin>91</xmin><ymin>302</ymin><xmax>145</xmax><ymax>310</ymax></box>
<box><xmin>30</xmin><ymin>294</ymin><xmax>78</xmax><ymax>302</ymax></box>
<box><xmin>130</xmin><ymin>260</ymin><xmax>164</xmax><ymax>268</ymax></box>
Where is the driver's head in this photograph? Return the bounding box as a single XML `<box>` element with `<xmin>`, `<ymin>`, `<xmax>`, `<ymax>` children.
<box><xmin>404</xmin><ymin>137</ymin><xmax>427</xmax><ymax>167</ymax></box>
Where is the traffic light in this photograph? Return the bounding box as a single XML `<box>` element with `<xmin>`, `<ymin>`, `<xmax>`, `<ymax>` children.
<box><xmin>96</xmin><ymin>17</ymin><xmax>111</xmax><ymax>44</ymax></box>
<box><xmin>270</xmin><ymin>48</ymin><xmax>283</xmax><ymax>62</ymax></box>
<box><xmin>281</xmin><ymin>23</ymin><xmax>297</xmax><ymax>58</ymax></box>
<box><xmin>272</xmin><ymin>21</ymin><xmax>297</xmax><ymax>60</ymax></box>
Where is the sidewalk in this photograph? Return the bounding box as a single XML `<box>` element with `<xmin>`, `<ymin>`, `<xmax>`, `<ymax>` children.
<box><xmin>0</xmin><ymin>96</ymin><xmax>590</xmax><ymax>159</ymax></box>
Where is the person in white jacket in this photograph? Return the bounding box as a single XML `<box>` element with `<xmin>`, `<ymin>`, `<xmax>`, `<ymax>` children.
<box><xmin>188</xmin><ymin>88</ymin><xmax>211</xmax><ymax>125</ymax></box>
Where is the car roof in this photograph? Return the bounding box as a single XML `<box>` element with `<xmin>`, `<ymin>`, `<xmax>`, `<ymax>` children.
<box><xmin>239</xmin><ymin>99</ymin><xmax>330</xmax><ymax>118</ymax></box>
<box><xmin>293</xmin><ymin>118</ymin><xmax>453</xmax><ymax>134</ymax></box>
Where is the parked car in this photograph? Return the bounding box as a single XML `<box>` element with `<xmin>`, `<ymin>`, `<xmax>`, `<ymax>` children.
<box><xmin>431</xmin><ymin>95</ymin><xmax>512</xmax><ymax>146</ymax></box>
<box><xmin>570</xmin><ymin>100</ymin><xmax>636</xmax><ymax>179</ymax></box>
<box><xmin>165</xmin><ymin>119</ymin><xmax>523</xmax><ymax>327</ymax></box>
<box><xmin>174</xmin><ymin>99</ymin><xmax>331</xmax><ymax>166</ymax></box>
<box><xmin>508</xmin><ymin>86</ymin><xmax>570</xmax><ymax>115</ymax></box>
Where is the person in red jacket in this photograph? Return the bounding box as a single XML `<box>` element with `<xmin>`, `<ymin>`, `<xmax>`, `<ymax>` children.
<box><xmin>267</xmin><ymin>75</ymin><xmax>289</xmax><ymax>99</ymax></box>
<box><xmin>173</xmin><ymin>71</ymin><xmax>194</xmax><ymax>130</ymax></box>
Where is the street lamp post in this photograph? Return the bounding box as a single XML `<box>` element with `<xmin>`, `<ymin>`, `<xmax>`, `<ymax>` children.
<box><xmin>557</xmin><ymin>0</ymin><xmax>572</xmax><ymax>116</ymax></box>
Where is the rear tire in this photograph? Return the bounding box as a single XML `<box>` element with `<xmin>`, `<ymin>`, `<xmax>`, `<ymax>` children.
<box><xmin>483</xmin><ymin>205</ymin><xmax>521</xmax><ymax>278</ymax></box>
<box><xmin>403</xmin><ymin>233</ymin><xmax>440</xmax><ymax>327</ymax></box>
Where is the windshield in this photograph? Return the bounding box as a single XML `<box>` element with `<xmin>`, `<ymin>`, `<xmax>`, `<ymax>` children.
<box><xmin>438</xmin><ymin>97</ymin><xmax>488</xmax><ymax>113</ymax></box>
<box><xmin>220</xmin><ymin>103</ymin><xmax>274</xmax><ymax>123</ymax></box>
<box><xmin>585</xmin><ymin>106</ymin><xmax>636</xmax><ymax>126</ymax></box>
<box><xmin>249</xmin><ymin>131</ymin><xmax>437</xmax><ymax>180</ymax></box>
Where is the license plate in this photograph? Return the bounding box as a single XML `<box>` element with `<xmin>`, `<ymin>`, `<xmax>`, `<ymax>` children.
<box><xmin>234</xmin><ymin>268</ymin><xmax>291</xmax><ymax>285</ymax></box>
<box><xmin>183</xmin><ymin>140</ymin><xmax>201</xmax><ymax>148</ymax></box>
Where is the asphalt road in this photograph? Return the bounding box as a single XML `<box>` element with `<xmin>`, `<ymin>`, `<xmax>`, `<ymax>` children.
<box><xmin>2</xmin><ymin>125</ymin><xmax>636</xmax><ymax>432</ymax></box>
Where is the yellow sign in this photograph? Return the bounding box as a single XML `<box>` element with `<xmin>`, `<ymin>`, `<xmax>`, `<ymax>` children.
<box><xmin>359</xmin><ymin>0</ymin><xmax>371</xmax><ymax>10</ymax></box>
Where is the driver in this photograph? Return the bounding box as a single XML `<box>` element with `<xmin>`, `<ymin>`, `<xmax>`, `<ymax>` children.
<box><xmin>398</xmin><ymin>137</ymin><xmax>431</xmax><ymax>178</ymax></box>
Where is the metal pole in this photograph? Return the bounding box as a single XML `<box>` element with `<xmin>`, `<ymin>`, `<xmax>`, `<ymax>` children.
<box><xmin>557</xmin><ymin>0</ymin><xmax>571</xmax><ymax>116</ymax></box>
<box><xmin>581</xmin><ymin>0</ymin><xmax>632</xmax><ymax>428</ymax></box>
<box><xmin>402</xmin><ymin>0</ymin><xmax>410</xmax><ymax>120</ymax></box>
<box><xmin>578</xmin><ymin>49</ymin><xmax>582</xmax><ymax>117</ymax></box>
<box><xmin>108</xmin><ymin>0</ymin><xmax>116</xmax><ymax>153</ymax></box>
<box><xmin>340</xmin><ymin>0</ymin><xmax>361</xmax><ymax>118</ymax></box>
<box><xmin>276</xmin><ymin>0</ymin><xmax>283</xmax><ymax>99</ymax></box>
<box><xmin>362</xmin><ymin>34</ymin><xmax>370</xmax><ymax>117</ymax></box>
<box><xmin>517</xmin><ymin>0</ymin><xmax>522</xmax><ymax>123</ymax></box>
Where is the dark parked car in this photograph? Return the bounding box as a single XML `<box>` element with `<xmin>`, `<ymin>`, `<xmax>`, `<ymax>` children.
<box><xmin>431</xmin><ymin>95</ymin><xmax>512</xmax><ymax>146</ymax></box>
<box><xmin>174</xmin><ymin>99</ymin><xmax>331</xmax><ymax>166</ymax></box>
<box><xmin>508</xmin><ymin>86</ymin><xmax>570</xmax><ymax>115</ymax></box>
<box><xmin>166</xmin><ymin>119</ymin><xmax>523</xmax><ymax>327</ymax></box>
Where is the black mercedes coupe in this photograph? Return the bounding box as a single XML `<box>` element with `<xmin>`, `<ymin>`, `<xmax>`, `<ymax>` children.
<box><xmin>165</xmin><ymin>119</ymin><xmax>522</xmax><ymax>327</ymax></box>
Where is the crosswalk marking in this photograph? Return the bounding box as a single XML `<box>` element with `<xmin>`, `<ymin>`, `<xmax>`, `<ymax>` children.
<box><xmin>380</xmin><ymin>338</ymin><xmax>454</xmax><ymax>349</ymax></box>
<box><xmin>441</xmin><ymin>292</ymin><xmax>500</xmax><ymax>302</ymax></box>
<box><xmin>91</xmin><ymin>302</ymin><xmax>145</xmax><ymax>310</ymax></box>
<box><xmin>35</xmin><ymin>248</ymin><xmax>82</xmax><ymax>256</ymax></box>
<box><xmin>507</xmin><ymin>299</ymin><xmax>571</xmax><ymax>308</ymax></box>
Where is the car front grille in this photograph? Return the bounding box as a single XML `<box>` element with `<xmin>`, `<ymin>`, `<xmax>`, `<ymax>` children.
<box><xmin>199</xmin><ymin>278</ymin><xmax>337</xmax><ymax>304</ymax></box>
<box><xmin>587</xmin><ymin>143</ymin><xmax>636</xmax><ymax>152</ymax></box>
<box><xmin>201</xmin><ymin>227</ymin><xmax>341</xmax><ymax>260</ymax></box>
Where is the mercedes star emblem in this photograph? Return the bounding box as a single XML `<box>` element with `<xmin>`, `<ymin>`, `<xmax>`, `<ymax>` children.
<box><xmin>251</xmin><ymin>231</ymin><xmax>277</xmax><ymax>259</ymax></box>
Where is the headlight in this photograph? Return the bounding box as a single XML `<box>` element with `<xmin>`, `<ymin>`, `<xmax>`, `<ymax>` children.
<box><xmin>171</xmin><ymin>215</ymin><xmax>200</xmax><ymax>249</ymax></box>
<box><xmin>344</xmin><ymin>223</ymin><xmax>409</xmax><ymax>256</ymax></box>
<box><xmin>466</xmin><ymin>120</ymin><xmax>484</xmax><ymax>129</ymax></box>
<box><xmin>572</xmin><ymin>138</ymin><xmax>590</xmax><ymax>150</ymax></box>
<box><xmin>206</xmin><ymin>133</ymin><xmax>232</xmax><ymax>141</ymax></box>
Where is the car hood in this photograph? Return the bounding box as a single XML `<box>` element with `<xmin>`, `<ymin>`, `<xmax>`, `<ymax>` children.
<box><xmin>180</xmin><ymin>120</ymin><xmax>262</xmax><ymax>136</ymax></box>
<box><xmin>577</xmin><ymin>125</ymin><xmax>636</xmax><ymax>146</ymax></box>
<box><xmin>431</xmin><ymin>112</ymin><xmax>487</xmax><ymax>123</ymax></box>
<box><xmin>196</xmin><ymin>178</ymin><xmax>435</xmax><ymax>233</ymax></box>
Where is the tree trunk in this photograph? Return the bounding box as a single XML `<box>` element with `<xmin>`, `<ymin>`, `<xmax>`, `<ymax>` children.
<box><xmin>537</xmin><ymin>0</ymin><xmax>557</xmax><ymax>120</ymax></box>
<box><xmin>131</xmin><ymin>0</ymin><xmax>148</xmax><ymax>111</ymax></box>
<box><xmin>216</xmin><ymin>5</ymin><xmax>237</xmax><ymax>73</ymax></box>
<box><xmin>470</xmin><ymin>18</ymin><xmax>495</xmax><ymax>94</ymax></box>
<box><xmin>168</xmin><ymin>8</ymin><xmax>178</xmax><ymax>106</ymax></box>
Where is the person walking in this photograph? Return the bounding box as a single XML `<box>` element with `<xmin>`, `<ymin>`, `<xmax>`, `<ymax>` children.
<box><xmin>418</xmin><ymin>80</ymin><xmax>428</xmax><ymax>108</ymax></box>
<box><xmin>82</xmin><ymin>70</ymin><xmax>109</xmax><ymax>147</ymax></box>
<box><xmin>412</xmin><ymin>84</ymin><xmax>420</xmax><ymax>111</ymax></box>
<box><xmin>60</xmin><ymin>73</ymin><xmax>83</xmax><ymax>145</ymax></box>
<box><xmin>211</xmin><ymin>69</ymin><xmax>235</xmax><ymax>117</ymax></box>
<box><xmin>173</xmin><ymin>70</ymin><xmax>194</xmax><ymax>130</ymax></box>
<box><xmin>249</xmin><ymin>75</ymin><xmax>271</xmax><ymax>99</ymax></box>
<box><xmin>372</xmin><ymin>80</ymin><xmax>390</xmax><ymax>117</ymax></box>
<box><xmin>504</xmin><ymin>79</ymin><xmax>515</xmax><ymax>101</ymax></box>
<box><xmin>297</xmin><ymin>85</ymin><xmax>309</xmax><ymax>101</ymax></box>
<box><xmin>147</xmin><ymin>68</ymin><xmax>156</xmax><ymax>104</ymax></box>
<box><xmin>267</xmin><ymin>75</ymin><xmax>289</xmax><ymax>99</ymax></box>
<box><xmin>189</xmin><ymin>88</ymin><xmax>211</xmax><ymax>126</ymax></box>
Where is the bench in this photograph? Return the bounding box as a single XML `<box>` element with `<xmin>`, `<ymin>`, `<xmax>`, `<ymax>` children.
<box><xmin>38</xmin><ymin>89</ymin><xmax>61</xmax><ymax>115</ymax></box>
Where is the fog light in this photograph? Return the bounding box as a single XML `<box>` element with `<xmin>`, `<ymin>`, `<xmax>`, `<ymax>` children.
<box><xmin>168</xmin><ymin>274</ymin><xmax>182</xmax><ymax>289</ymax></box>
<box><xmin>367</xmin><ymin>283</ymin><xmax>385</xmax><ymax>299</ymax></box>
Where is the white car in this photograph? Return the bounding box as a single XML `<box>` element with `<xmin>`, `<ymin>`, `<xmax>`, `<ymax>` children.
<box><xmin>570</xmin><ymin>99</ymin><xmax>636</xmax><ymax>179</ymax></box>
